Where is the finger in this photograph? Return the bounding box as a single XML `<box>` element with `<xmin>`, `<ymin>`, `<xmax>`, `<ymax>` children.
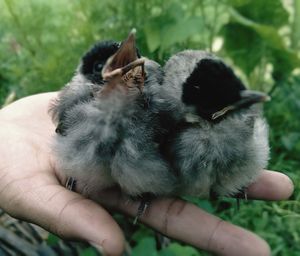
<box><xmin>0</xmin><ymin>92</ymin><xmax>57</xmax><ymax>124</ymax></box>
<box><xmin>246</xmin><ymin>170</ymin><xmax>294</xmax><ymax>200</ymax></box>
<box><xmin>117</xmin><ymin>198</ymin><xmax>270</xmax><ymax>256</ymax></box>
<box><xmin>1</xmin><ymin>175</ymin><xmax>124</xmax><ymax>256</ymax></box>
<box><xmin>0</xmin><ymin>93</ymin><xmax>57</xmax><ymax>138</ymax></box>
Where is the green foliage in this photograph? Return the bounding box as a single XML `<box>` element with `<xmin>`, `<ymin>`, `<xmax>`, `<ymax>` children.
<box><xmin>1</xmin><ymin>0</ymin><xmax>300</xmax><ymax>255</ymax></box>
<box><xmin>230</xmin><ymin>0</ymin><xmax>289</xmax><ymax>27</ymax></box>
<box><xmin>222</xmin><ymin>2</ymin><xmax>300</xmax><ymax>82</ymax></box>
<box><xmin>46</xmin><ymin>234</ymin><xmax>60</xmax><ymax>246</ymax></box>
<box><xmin>131</xmin><ymin>237</ymin><xmax>201</xmax><ymax>256</ymax></box>
<box><xmin>79</xmin><ymin>247</ymin><xmax>98</xmax><ymax>256</ymax></box>
<box><xmin>292</xmin><ymin>0</ymin><xmax>300</xmax><ymax>49</ymax></box>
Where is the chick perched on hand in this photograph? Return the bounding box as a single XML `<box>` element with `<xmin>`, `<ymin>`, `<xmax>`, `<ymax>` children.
<box><xmin>156</xmin><ymin>50</ymin><xmax>270</xmax><ymax>198</ymax></box>
<box><xmin>50</xmin><ymin>32</ymin><xmax>176</xmax><ymax>202</ymax></box>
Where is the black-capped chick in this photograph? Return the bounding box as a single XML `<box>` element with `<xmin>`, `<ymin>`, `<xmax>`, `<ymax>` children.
<box><xmin>158</xmin><ymin>50</ymin><xmax>270</xmax><ymax>198</ymax></box>
<box><xmin>50</xmin><ymin>32</ymin><xmax>176</xmax><ymax>202</ymax></box>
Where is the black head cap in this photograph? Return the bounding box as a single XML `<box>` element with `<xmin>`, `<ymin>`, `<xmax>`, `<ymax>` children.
<box><xmin>182</xmin><ymin>58</ymin><xmax>249</xmax><ymax>121</ymax></box>
<box><xmin>80</xmin><ymin>39</ymin><xmax>141</xmax><ymax>84</ymax></box>
<box><xmin>80</xmin><ymin>40</ymin><xmax>120</xmax><ymax>84</ymax></box>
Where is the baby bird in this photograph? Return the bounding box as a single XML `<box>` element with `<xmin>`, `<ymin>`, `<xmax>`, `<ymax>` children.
<box><xmin>52</xmin><ymin>40</ymin><xmax>120</xmax><ymax>135</ymax></box>
<box><xmin>50</xmin><ymin>32</ymin><xmax>176</xmax><ymax>203</ymax></box>
<box><xmin>156</xmin><ymin>50</ymin><xmax>270</xmax><ymax>198</ymax></box>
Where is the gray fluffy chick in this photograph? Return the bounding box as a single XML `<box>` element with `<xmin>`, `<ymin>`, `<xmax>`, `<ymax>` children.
<box><xmin>155</xmin><ymin>50</ymin><xmax>270</xmax><ymax>198</ymax></box>
<box><xmin>50</xmin><ymin>32</ymin><xmax>176</xmax><ymax>199</ymax></box>
<box><xmin>52</xmin><ymin>40</ymin><xmax>120</xmax><ymax>135</ymax></box>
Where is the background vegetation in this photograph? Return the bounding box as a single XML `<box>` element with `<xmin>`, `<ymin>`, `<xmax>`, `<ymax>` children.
<box><xmin>0</xmin><ymin>0</ymin><xmax>300</xmax><ymax>255</ymax></box>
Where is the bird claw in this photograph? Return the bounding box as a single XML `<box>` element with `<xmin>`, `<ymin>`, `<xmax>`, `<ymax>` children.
<box><xmin>236</xmin><ymin>188</ymin><xmax>248</xmax><ymax>210</ymax></box>
<box><xmin>155</xmin><ymin>232</ymin><xmax>171</xmax><ymax>250</ymax></box>
<box><xmin>65</xmin><ymin>177</ymin><xmax>77</xmax><ymax>191</ymax></box>
<box><xmin>236</xmin><ymin>198</ymin><xmax>240</xmax><ymax>210</ymax></box>
<box><xmin>133</xmin><ymin>197</ymin><xmax>151</xmax><ymax>225</ymax></box>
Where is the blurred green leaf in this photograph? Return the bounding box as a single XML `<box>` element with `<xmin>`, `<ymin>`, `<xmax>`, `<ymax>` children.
<box><xmin>222</xmin><ymin>8</ymin><xmax>300</xmax><ymax>78</ymax></box>
<box><xmin>132</xmin><ymin>226</ymin><xmax>155</xmax><ymax>242</ymax></box>
<box><xmin>229</xmin><ymin>8</ymin><xmax>286</xmax><ymax>49</ymax></box>
<box><xmin>227</xmin><ymin>0</ymin><xmax>251</xmax><ymax>7</ymax></box>
<box><xmin>79</xmin><ymin>247</ymin><xmax>98</xmax><ymax>256</ymax></box>
<box><xmin>271</xmin><ymin>49</ymin><xmax>300</xmax><ymax>80</ymax></box>
<box><xmin>144</xmin><ymin>23</ymin><xmax>161</xmax><ymax>52</ymax></box>
<box><xmin>221</xmin><ymin>23</ymin><xmax>264</xmax><ymax>75</ymax></box>
<box><xmin>292</xmin><ymin>0</ymin><xmax>300</xmax><ymax>50</ymax></box>
<box><xmin>183</xmin><ymin>197</ymin><xmax>215</xmax><ymax>214</ymax></box>
<box><xmin>281</xmin><ymin>132</ymin><xmax>300</xmax><ymax>151</ymax></box>
<box><xmin>229</xmin><ymin>0</ymin><xmax>289</xmax><ymax>28</ymax></box>
<box><xmin>144</xmin><ymin>2</ymin><xmax>204</xmax><ymax>54</ymax></box>
<box><xmin>132</xmin><ymin>237</ymin><xmax>158</xmax><ymax>256</ymax></box>
<box><xmin>46</xmin><ymin>234</ymin><xmax>60</xmax><ymax>246</ymax></box>
<box><xmin>160</xmin><ymin>243</ymin><xmax>200</xmax><ymax>256</ymax></box>
<box><xmin>160</xmin><ymin>17</ymin><xmax>204</xmax><ymax>50</ymax></box>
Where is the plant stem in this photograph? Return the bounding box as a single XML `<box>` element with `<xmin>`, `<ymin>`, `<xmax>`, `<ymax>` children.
<box><xmin>291</xmin><ymin>0</ymin><xmax>300</xmax><ymax>50</ymax></box>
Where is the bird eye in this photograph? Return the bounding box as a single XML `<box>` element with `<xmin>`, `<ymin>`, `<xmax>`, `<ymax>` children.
<box><xmin>93</xmin><ymin>62</ymin><xmax>104</xmax><ymax>74</ymax></box>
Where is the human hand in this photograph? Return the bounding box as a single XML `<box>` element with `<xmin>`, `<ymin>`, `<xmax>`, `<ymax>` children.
<box><xmin>0</xmin><ymin>92</ymin><xmax>293</xmax><ymax>255</ymax></box>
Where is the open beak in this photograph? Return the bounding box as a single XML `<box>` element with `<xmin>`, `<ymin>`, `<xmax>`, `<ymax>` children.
<box><xmin>102</xmin><ymin>29</ymin><xmax>140</xmax><ymax>77</ymax></box>
<box><xmin>100</xmin><ymin>29</ymin><xmax>145</xmax><ymax>95</ymax></box>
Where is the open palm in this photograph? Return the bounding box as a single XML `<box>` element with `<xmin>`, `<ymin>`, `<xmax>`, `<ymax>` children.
<box><xmin>0</xmin><ymin>92</ymin><xmax>293</xmax><ymax>256</ymax></box>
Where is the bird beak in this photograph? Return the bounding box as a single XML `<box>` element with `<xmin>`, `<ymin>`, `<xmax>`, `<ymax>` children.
<box><xmin>236</xmin><ymin>90</ymin><xmax>271</xmax><ymax>108</ymax></box>
<box><xmin>102</xmin><ymin>29</ymin><xmax>144</xmax><ymax>79</ymax></box>
<box><xmin>211</xmin><ymin>90</ymin><xmax>270</xmax><ymax>120</ymax></box>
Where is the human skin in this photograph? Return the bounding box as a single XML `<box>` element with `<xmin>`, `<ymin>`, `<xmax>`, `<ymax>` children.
<box><xmin>0</xmin><ymin>92</ymin><xmax>294</xmax><ymax>256</ymax></box>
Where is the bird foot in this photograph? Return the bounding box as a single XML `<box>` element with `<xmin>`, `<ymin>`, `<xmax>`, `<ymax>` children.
<box><xmin>236</xmin><ymin>188</ymin><xmax>248</xmax><ymax>210</ymax></box>
<box><xmin>65</xmin><ymin>177</ymin><xmax>77</xmax><ymax>191</ymax></box>
<box><xmin>155</xmin><ymin>232</ymin><xmax>171</xmax><ymax>250</ymax></box>
<box><xmin>133</xmin><ymin>193</ymin><xmax>154</xmax><ymax>225</ymax></box>
<box><xmin>133</xmin><ymin>198</ymin><xmax>150</xmax><ymax>225</ymax></box>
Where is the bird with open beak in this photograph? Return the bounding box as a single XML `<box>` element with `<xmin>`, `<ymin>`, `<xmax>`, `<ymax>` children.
<box><xmin>50</xmin><ymin>31</ymin><xmax>177</xmax><ymax>220</ymax></box>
